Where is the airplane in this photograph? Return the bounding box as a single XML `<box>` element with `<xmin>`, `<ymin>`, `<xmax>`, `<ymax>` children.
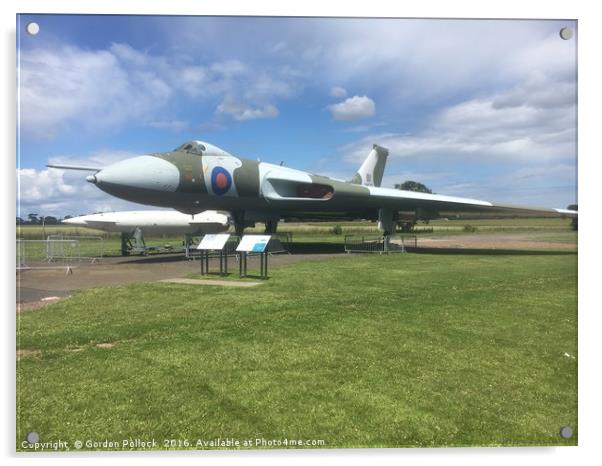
<box><xmin>63</xmin><ymin>209</ymin><xmax>230</xmax><ymax>256</ymax></box>
<box><xmin>63</xmin><ymin>210</ymin><xmax>230</xmax><ymax>235</ymax></box>
<box><xmin>48</xmin><ymin>140</ymin><xmax>577</xmax><ymax>237</ymax></box>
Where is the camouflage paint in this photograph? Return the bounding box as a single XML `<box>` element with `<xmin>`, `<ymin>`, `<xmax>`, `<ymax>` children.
<box><xmin>233</xmin><ymin>159</ymin><xmax>260</xmax><ymax>198</ymax></box>
<box><xmin>156</xmin><ymin>150</ymin><xmax>207</xmax><ymax>194</ymax></box>
<box><xmin>350</xmin><ymin>173</ymin><xmax>362</xmax><ymax>185</ymax></box>
<box><xmin>73</xmin><ymin>140</ymin><xmax>577</xmax><ymax>226</ymax></box>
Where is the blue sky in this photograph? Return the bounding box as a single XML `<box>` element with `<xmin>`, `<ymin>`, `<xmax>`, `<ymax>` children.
<box><xmin>16</xmin><ymin>15</ymin><xmax>577</xmax><ymax>216</ymax></box>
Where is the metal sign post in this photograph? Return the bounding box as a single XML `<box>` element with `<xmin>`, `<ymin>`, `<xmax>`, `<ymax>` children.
<box><xmin>239</xmin><ymin>251</ymin><xmax>248</xmax><ymax>277</ymax></box>
<box><xmin>197</xmin><ymin>234</ymin><xmax>231</xmax><ymax>276</ymax></box>
<box><xmin>236</xmin><ymin>235</ymin><xmax>271</xmax><ymax>279</ymax></box>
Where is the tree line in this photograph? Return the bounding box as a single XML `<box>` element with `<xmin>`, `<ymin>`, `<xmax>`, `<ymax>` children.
<box><xmin>16</xmin><ymin>213</ymin><xmax>77</xmax><ymax>225</ymax></box>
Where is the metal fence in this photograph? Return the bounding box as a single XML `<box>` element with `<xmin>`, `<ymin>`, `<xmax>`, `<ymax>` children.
<box><xmin>344</xmin><ymin>234</ymin><xmax>417</xmax><ymax>254</ymax></box>
<box><xmin>17</xmin><ymin>236</ymin><xmax>105</xmax><ymax>271</ymax></box>
<box><xmin>46</xmin><ymin>235</ymin><xmax>105</xmax><ymax>262</ymax></box>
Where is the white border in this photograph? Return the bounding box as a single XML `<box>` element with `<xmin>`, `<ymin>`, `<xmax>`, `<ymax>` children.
<box><xmin>3</xmin><ymin>1</ymin><xmax>600</xmax><ymax>465</ymax></box>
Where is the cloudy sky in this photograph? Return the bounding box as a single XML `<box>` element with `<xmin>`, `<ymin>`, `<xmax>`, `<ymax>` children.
<box><xmin>16</xmin><ymin>15</ymin><xmax>577</xmax><ymax>217</ymax></box>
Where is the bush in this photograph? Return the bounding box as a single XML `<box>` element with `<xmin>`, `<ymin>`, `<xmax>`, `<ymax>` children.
<box><xmin>463</xmin><ymin>224</ymin><xmax>477</xmax><ymax>233</ymax></box>
<box><xmin>332</xmin><ymin>225</ymin><xmax>343</xmax><ymax>235</ymax></box>
<box><xmin>397</xmin><ymin>221</ymin><xmax>415</xmax><ymax>233</ymax></box>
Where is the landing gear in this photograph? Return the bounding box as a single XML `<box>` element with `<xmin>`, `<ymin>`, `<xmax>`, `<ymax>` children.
<box><xmin>184</xmin><ymin>234</ymin><xmax>193</xmax><ymax>258</ymax></box>
<box><xmin>231</xmin><ymin>210</ymin><xmax>260</xmax><ymax>237</ymax></box>
<box><xmin>232</xmin><ymin>211</ymin><xmax>246</xmax><ymax>238</ymax></box>
<box><xmin>120</xmin><ymin>227</ymin><xmax>146</xmax><ymax>256</ymax></box>
<box><xmin>264</xmin><ymin>219</ymin><xmax>278</xmax><ymax>234</ymax></box>
<box><xmin>398</xmin><ymin>220</ymin><xmax>416</xmax><ymax>233</ymax></box>
<box><xmin>120</xmin><ymin>232</ymin><xmax>131</xmax><ymax>256</ymax></box>
<box><xmin>378</xmin><ymin>208</ymin><xmax>395</xmax><ymax>252</ymax></box>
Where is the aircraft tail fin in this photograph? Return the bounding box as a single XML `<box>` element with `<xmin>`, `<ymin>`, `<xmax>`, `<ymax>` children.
<box><xmin>349</xmin><ymin>144</ymin><xmax>389</xmax><ymax>187</ymax></box>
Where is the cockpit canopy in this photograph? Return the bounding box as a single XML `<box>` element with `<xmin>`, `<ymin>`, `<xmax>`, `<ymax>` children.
<box><xmin>173</xmin><ymin>140</ymin><xmax>232</xmax><ymax>157</ymax></box>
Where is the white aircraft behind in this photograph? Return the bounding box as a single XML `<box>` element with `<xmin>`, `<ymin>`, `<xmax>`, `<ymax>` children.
<box><xmin>63</xmin><ymin>210</ymin><xmax>230</xmax><ymax>235</ymax></box>
<box><xmin>63</xmin><ymin>210</ymin><xmax>230</xmax><ymax>256</ymax></box>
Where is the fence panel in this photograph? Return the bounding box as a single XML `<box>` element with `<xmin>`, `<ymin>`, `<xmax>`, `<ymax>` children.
<box><xmin>17</xmin><ymin>236</ymin><xmax>105</xmax><ymax>271</ymax></box>
<box><xmin>344</xmin><ymin>235</ymin><xmax>417</xmax><ymax>254</ymax></box>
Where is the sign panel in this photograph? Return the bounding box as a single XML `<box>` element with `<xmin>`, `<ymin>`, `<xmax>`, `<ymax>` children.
<box><xmin>236</xmin><ymin>235</ymin><xmax>271</xmax><ymax>253</ymax></box>
<box><xmin>197</xmin><ymin>233</ymin><xmax>231</xmax><ymax>250</ymax></box>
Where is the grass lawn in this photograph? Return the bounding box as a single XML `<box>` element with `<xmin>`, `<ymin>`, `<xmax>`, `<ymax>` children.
<box><xmin>16</xmin><ymin>252</ymin><xmax>577</xmax><ymax>450</ymax></box>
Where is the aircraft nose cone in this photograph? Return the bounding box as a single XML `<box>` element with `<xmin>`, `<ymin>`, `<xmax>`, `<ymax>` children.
<box><xmin>95</xmin><ymin>156</ymin><xmax>179</xmax><ymax>192</ymax></box>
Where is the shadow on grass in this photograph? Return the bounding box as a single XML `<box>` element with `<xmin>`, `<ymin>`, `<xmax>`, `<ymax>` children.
<box><xmin>198</xmin><ymin>271</ymin><xmax>270</xmax><ymax>281</ymax></box>
<box><xmin>287</xmin><ymin>242</ymin><xmax>345</xmax><ymax>254</ymax></box>
<box><xmin>116</xmin><ymin>253</ymin><xmax>190</xmax><ymax>264</ymax></box>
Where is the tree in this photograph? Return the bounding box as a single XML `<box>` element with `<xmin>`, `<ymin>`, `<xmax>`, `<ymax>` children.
<box><xmin>394</xmin><ymin>180</ymin><xmax>433</xmax><ymax>194</ymax></box>
<box><xmin>16</xmin><ymin>217</ymin><xmax>24</xmax><ymax>225</ymax></box>
<box><xmin>43</xmin><ymin>216</ymin><xmax>59</xmax><ymax>225</ymax></box>
<box><xmin>27</xmin><ymin>213</ymin><xmax>39</xmax><ymax>224</ymax></box>
<box><xmin>567</xmin><ymin>204</ymin><xmax>578</xmax><ymax>231</ymax></box>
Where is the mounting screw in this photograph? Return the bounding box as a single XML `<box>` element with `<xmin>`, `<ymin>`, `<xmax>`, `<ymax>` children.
<box><xmin>559</xmin><ymin>27</ymin><xmax>573</xmax><ymax>40</ymax></box>
<box><xmin>560</xmin><ymin>426</ymin><xmax>573</xmax><ymax>439</ymax></box>
<box><xmin>26</xmin><ymin>22</ymin><xmax>40</xmax><ymax>36</ymax></box>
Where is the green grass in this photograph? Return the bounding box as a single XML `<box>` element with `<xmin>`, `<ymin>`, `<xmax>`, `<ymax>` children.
<box><xmin>16</xmin><ymin>252</ymin><xmax>577</xmax><ymax>450</ymax></box>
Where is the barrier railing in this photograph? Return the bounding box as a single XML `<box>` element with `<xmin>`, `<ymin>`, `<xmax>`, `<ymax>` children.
<box><xmin>17</xmin><ymin>236</ymin><xmax>105</xmax><ymax>271</ymax></box>
<box><xmin>46</xmin><ymin>235</ymin><xmax>105</xmax><ymax>262</ymax></box>
<box><xmin>344</xmin><ymin>234</ymin><xmax>417</xmax><ymax>254</ymax></box>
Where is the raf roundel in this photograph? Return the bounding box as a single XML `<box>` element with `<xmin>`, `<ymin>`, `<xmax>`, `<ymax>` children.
<box><xmin>211</xmin><ymin>166</ymin><xmax>232</xmax><ymax>195</ymax></box>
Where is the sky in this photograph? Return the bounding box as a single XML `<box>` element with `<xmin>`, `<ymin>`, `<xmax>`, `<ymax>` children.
<box><xmin>16</xmin><ymin>15</ymin><xmax>577</xmax><ymax>217</ymax></box>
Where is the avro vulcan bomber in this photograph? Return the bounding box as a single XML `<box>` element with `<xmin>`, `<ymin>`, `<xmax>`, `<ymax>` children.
<box><xmin>49</xmin><ymin>140</ymin><xmax>577</xmax><ymax>236</ymax></box>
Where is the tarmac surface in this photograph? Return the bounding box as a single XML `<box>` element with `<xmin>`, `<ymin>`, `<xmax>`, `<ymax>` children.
<box><xmin>16</xmin><ymin>252</ymin><xmax>339</xmax><ymax>311</ymax></box>
<box><xmin>416</xmin><ymin>233</ymin><xmax>577</xmax><ymax>250</ymax></box>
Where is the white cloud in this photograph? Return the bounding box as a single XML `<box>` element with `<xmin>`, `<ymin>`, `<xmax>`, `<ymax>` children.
<box><xmin>330</xmin><ymin>86</ymin><xmax>347</xmax><ymax>98</ymax></box>
<box><xmin>19</xmin><ymin>42</ymin><xmax>303</xmax><ymax>139</ymax></box>
<box><xmin>310</xmin><ymin>20</ymin><xmax>576</xmax><ymax>104</ymax></box>
<box><xmin>328</xmin><ymin>95</ymin><xmax>375</xmax><ymax>121</ymax></box>
<box><xmin>335</xmin><ymin>70</ymin><xmax>576</xmax><ymax>207</ymax></box>
<box><xmin>17</xmin><ymin>150</ymin><xmax>146</xmax><ymax>217</ymax></box>
<box><xmin>17</xmin><ymin>166</ymin><xmax>141</xmax><ymax>217</ymax></box>
<box><xmin>155</xmin><ymin>18</ymin><xmax>575</xmax><ymax>117</ymax></box>
<box><xmin>18</xmin><ymin>168</ymin><xmax>76</xmax><ymax>202</ymax></box>
<box><xmin>47</xmin><ymin>149</ymin><xmax>141</xmax><ymax>169</ymax></box>
<box><xmin>216</xmin><ymin>97</ymin><xmax>279</xmax><ymax>121</ymax></box>
<box><xmin>146</xmin><ymin>120</ymin><xmax>189</xmax><ymax>132</ymax></box>
<box><xmin>210</xmin><ymin>59</ymin><xmax>247</xmax><ymax>77</ymax></box>
<box><xmin>432</xmin><ymin>163</ymin><xmax>577</xmax><ymax>208</ymax></box>
<box><xmin>19</xmin><ymin>44</ymin><xmax>172</xmax><ymax>138</ymax></box>
<box><xmin>342</xmin><ymin>74</ymin><xmax>575</xmax><ymax>165</ymax></box>
<box><xmin>173</xmin><ymin>66</ymin><xmax>208</xmax><ymax>96</ymax></box>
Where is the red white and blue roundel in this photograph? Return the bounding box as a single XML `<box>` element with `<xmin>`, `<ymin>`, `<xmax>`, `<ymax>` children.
<box><xmin>211</xmin><ymin>166</ymin><xmax>232</xmax><ymax>195</ymax></box>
